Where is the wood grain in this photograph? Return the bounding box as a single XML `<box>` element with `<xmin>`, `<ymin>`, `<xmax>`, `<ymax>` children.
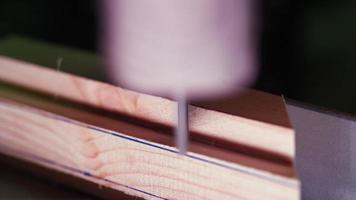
<box><xmin>0</xmin><ymin>56</ymin><xmax>294</xmax><ymax>160</ymax></box>
<box><xmin>0</xmin><ymin>85</ymin><xmax>294</xmax><ymax>177</ymax></box>
<box><xmin>0</xmin><ymin>98</ymin><xmax>299</xmax><ymax>200</ymax></box>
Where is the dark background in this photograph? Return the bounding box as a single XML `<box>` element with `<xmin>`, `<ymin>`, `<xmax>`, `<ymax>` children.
<box><xmin>0</xmin><ymin>0</ymin><xmax>356</xmax><ymax>115</ymax></box>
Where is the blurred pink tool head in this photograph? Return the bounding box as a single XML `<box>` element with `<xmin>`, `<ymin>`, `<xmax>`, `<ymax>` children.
<box><xmin>101</xmin><ymin>0</ymin><xmax>258</xmax><ymax>100</ymax></box>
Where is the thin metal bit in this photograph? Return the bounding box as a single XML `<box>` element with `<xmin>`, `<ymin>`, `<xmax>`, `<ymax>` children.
<box><xmin>176</xmin><ymin>97</ymin><xmax>188</xmax><ymax>155</ymax></box>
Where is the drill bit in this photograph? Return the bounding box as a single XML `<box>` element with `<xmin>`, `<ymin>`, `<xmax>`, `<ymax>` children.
<box><xmin>176</xmin><ymin>97</ymin><xmax>188</xmax><ymax>155</ymax></box>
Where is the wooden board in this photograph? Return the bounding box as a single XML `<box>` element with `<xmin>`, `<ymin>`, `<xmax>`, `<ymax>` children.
<box><xmin>0</xmin><ymin>54</ymin><xmax>299</xmax><ymax>199</ymax></box>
